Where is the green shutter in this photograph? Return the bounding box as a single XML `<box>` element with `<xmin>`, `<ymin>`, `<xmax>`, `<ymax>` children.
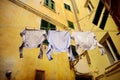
<box><xmin>40</xmin><ymin>19</ymin><xmax>56</xmax><ymax>45</ymax></box>
<box><xmin>40</xmin><ymin>19</ymin><xmax>56</xmax><ymax>30</ymax></box>
<box><xmin>43</xmin><ymin>39</ymin><xmax>49</xmax><ymax>45</ymax></box>
<box><xmin>44</xmin><ymin>0</ymin><xmax>48</xmax><ymax>6</ymax></box>
<box><xmin>64</xmin><ymin>3</ymin><xmax>71</xmax><ymax>11</ymax></box>
<box><xmin>40</xmin><ymin>20</ymin><xmax>48</xmax><ymax>30</ymax></box>
<box><xmin>44</xmin><ymin>0</ymin><xmax>55</xmax><ymax>10</ymax></box>
<box><xmin>71</xmin><ymin>45</ymin><xmax>78</xmax><ymax>58</ymax></box>
<box><xmin>51</xmin><ymin>0</ymin><xmax>55</xmax><ymax>9</ymax></box>
<box><xmin>68</xmin><ymin>5</ymin><xmax>71</xmax><ymax>10</ymax></box>
<box><xmin>64</xmin><ymin>3</ymin><xmax>67</xmax><ymax>9</ymax></box>
<box><xmin>68</xmin><ymin>21</ymin><xmax>74</xmax><ymax>29</ymax></box>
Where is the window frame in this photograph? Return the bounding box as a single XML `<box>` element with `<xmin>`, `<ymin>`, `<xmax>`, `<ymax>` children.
<box><xmin>40</xmin><ymin>19</ymin><xmax>56</xmax><ymax>45</ymax></box>
<box><xmin>44</xmin><ymin>0</ymin><xmax>55</xmax><ymax>10</ymax></box>
<box><xmin>92</xmin><ymin>0</ymin><xmax>104</xmax><ymax>25</ymax></box>
<box><xmin>67</xmin><ymin>20</ymin><xmax>74</xmax><ymax>29</ymax></box>
<box><xmin>87</xmin><ymin>1</ymin><xmax>94</xmax><ymax>13</ymax></box>
<box><xmin>99</xmin><ymin>8</ymin><xmax>109</xmax><ymax>30</ymax></box>
<box><xmin>40</xmin><ymin>19</ymin><xmax>56</xmax><ymax>30</ymax></box>
<box><xmin>64</xmin><ymin>3</ymin><xmax>71</xmax><ymax>11</ymax></box>
<box><xmin>100</xmin><ymin>33</ymin><xmax>120</xmax><ymax>65</ymax></box>
<box><xmin>85</xmin><ymin>0</ymin><xmax>94</xmax><ymax>13</ymax></box>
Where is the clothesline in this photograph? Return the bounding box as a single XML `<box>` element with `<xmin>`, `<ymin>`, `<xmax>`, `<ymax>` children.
<box><xmin>19</xmin><ymin>29</ymin><xmax>105</xmax><ymax>61</ymax></box>
<box><xmin>40</xmin><ymin>27</ymin><xmax>56</xmax><ymax>29</ymax></box>
<box><xmin>25</xmin><ymin>27</ymin><xmax>119</xmax><ymax>32</ymax></box>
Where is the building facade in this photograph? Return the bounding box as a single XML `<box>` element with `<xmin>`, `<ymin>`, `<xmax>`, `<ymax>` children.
<box><xmin>0</xmin><ymin>0</ymin><xmax>120</xmax><ymax>80</ymax></box>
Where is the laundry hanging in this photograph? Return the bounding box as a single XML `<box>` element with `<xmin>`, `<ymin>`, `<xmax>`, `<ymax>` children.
<box><xmin>46</xmin><ymin>30</ymin><xmax>75</xmax><ymax>61</ymax></box>
<box><xmin>71</xmin><ymin>31</ymin><xmax>105</xmax><ymax>55</ymax></box>
<box><xmin>19</xmin><ymin>29</ymin><xmax>46</xmax><ymax>58</ymax></box>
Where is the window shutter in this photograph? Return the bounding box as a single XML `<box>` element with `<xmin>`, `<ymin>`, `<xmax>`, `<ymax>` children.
<box><xmin>68</xmin><ymin>21</ymin><xmax>74</xmax><ymax>29</ymax></box>
<box><xmin>92</xmin><ymin>0</ymin><xmax>104</xmax><ymax>25</ymax></box>
<box><xmin>44</xmin><ymin>0</ymin><xmax>48</xmax><ymax>6</ymax></box>
<box><xmin>99</xmin><ymin>8</ymin><xmax>109</xmax><ymax>29</ymax></box>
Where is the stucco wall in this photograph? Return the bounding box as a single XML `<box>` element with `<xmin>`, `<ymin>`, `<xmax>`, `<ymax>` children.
<box><xmin>0</xmin><ymin>0</ymin><xmax>75</xmax><ymax>80</ymax></box>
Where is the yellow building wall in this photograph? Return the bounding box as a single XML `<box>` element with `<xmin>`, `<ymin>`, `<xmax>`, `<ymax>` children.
<box><xmin>18</xmin><ymin>0</ymin><xmax>76</xmax><ymax>29</ymax></box>
<box><xmin>75</xmin><ymin>0</ymin><xmax>120</xmax><ymax>80</ymax></box>
<box><xmin>0</xmin><ymin>0</ymin><xmax>75</xmax><ymax>80</ymax></box>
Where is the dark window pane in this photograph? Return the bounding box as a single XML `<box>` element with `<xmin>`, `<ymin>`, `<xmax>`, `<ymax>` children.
<box><xmin>43</xmin><ymin>39</ymin><xmax>49</xmax><ymax>45</ymax></box>
<box><xmin>64</xmin><ymin>3</ymin><xmax>67</xmax><ymax>9</ymax></box>
<box><xmin>107</xmin><ymin>37</ymin><xmax>120</xmax><ymax>60</ymax></box>
<box><xmin>50</xmin><ymin>24</ymin><xmax>56</xmax><ymax>30</ymax></box>
<box><xmin>41</xmin><ymin>20</ymin><xmax>48</xmax><ymax>30</ymax></box>
<box><xmin>44</xmin><ymin>0</ymin><xmax>55</xmax><ymax>10</ymax></box>
<box><xmin>64</xmin><ymin>3</ymin><xmax>71</xmax><ymax>11</ymax></box>
<box><xmin>68</xmin><ymin>21</ymin><xmax>74</xmax><ymax>29</ymax></box>
<box><xmin>71</xmin><ymin>45</ymin><xmax>78</xmax><ymax>57</ymax></box>
<box><xmin>92</xmin><ymin>0</ymin><xmax>104</xmax><ymax>25</ymax></box>
<box><xmin>40</xmin><ymin>19</ymin><xmax>56</xmax><ymax>45</ymax></box>
<box><xmin>44</xmin><ymin>0</ymin><xmax>48</xmax><ymax>6</ymax></box>
<box><xmin>87</xmin><ymin>5</ymin><xmax>92</xmax><ymax>12</ymax></box>
<box><xmin>68</xmin><ymin>5</ymin><xmax>71</xmax><ymax>10</ymax></box>
<box><xmin>51</xmin><ymin>0</ymin><xmax>55</xmax><ymax>9</ymax></box>
<box><xmin>99</xmin><ymin>8</ymin><xmax>109</xmax><ymax>29</ymax></box>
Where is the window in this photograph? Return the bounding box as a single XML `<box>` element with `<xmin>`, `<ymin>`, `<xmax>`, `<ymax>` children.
<box><xmin>67</xmin><ymin>20</ymin><xmax>74</xmax><ymax>29</ymax></box>
<box><xmin>87</xmin><ymin>1</ymin><xmax>94</xmax><ymax>12</ymax></box>
<box><xmin>101</xmin><ymin>33</ymin><xmax>120</xmax><ymax>64</ymax></box>
<box><xmin>44</xmin><ymin>0</ymin><xmax>55</xmax><ymax>10</ymax></box>
<box><xmin>71</xmin><ymin>45</ymin><xmax>79</xmax><ymax>58</ymax></box>
<box><xmin>64</xmin><ymin>3</ymin><xmax>71</xmax><ymax>11</ymax></box>
<box><xmin>35</xmin><ymin>70</ymin><xmax>45</xmax><ymax>80</ymax></box>
<box><xmin>40</xmin><ymin>19</ymin><xmax>56</xmax><ymax>45</ymax></box>
<box><xmin>85</xmin><ymin>0</ymin><xmax>94</xmax><ymax>13</ymax></box>
<box><xmin>40</xmin><ymin>19</ymin><xmax>56</xmax><ymax>30</ymax></box>
<box><xmin>92</xmin><ymin>0</ymin><xmax>104</xmax><ymax>25</ymax></box>
<box><xmin>92</xmin><ymin>0</ymin><xmax>109</xmax><ymax>30</ymax></box>
<box><xmin>99</xmin><ymin>8</ymin><xmax>109</xmax><ymax>29</ymax></box>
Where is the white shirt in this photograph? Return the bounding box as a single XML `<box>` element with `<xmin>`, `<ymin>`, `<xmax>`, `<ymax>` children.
<box><xmin>46</xmin><ymin>30</ymin><xmax>74</xmax><ymax>61</ymax></box>
<box><xmin>21</xmin><ymin>29</ymin><xmax>46</xmax><ymax>48</ymax></box>
<box><xmin>71</xmin><ymin>32</ymin><xmax>105</xmax><ymax>55</ymax></box>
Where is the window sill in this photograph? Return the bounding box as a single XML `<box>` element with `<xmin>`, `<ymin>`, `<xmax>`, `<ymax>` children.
<box><xmin>65</xmin><ymin>9</ymin><xmax>72</xmax><ymax>12</ymax></box>
<box><xmin>105</xmin><ymin>60</ymin><xmax>120</xmax><ymax>76</ymax></box>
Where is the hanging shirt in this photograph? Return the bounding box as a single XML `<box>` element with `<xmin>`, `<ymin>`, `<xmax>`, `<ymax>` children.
<box><xmin>71</xmin><ymin>32</ymin><xmax>105</xmax><ymax>55</ymax></box>
<box><xmin>22</xmin><ymin>29</ymin><xmax>46</xmax><ymax>48</ymax></box>
<box><xmin>19</xmin><ymin>29</ymin><xmax>46</xmax><ymax>58</ymax></box>
<box><xmin>46</xmin><ymin>30</ymin><xmax>75</xmax><ymax>61</ymax></box>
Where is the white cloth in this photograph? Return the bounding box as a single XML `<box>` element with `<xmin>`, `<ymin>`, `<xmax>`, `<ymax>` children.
<box><xmin>22</xmin><ymin>29</ymin><xmax>46</xmax><ymax>48</ymax></box>
<box><xmin>19</xmin><ymin>29</ymin><xmax>46</xmax><ymax>58</ymax></box>
<box><xmin>71</xmin><ymin>32</ymin><xmax>105</xmax><ymax>55</ymax></box>
<box><xmin>46</xmin><ymin>30</ymin><xmax>74</xmax><ymax>61</ymax></box>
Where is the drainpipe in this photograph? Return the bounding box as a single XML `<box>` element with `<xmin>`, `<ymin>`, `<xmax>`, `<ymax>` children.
<box><xmin>70</xmin><ymin>0</ymin><xmax>81</xmax><ymax>31</ymax></box>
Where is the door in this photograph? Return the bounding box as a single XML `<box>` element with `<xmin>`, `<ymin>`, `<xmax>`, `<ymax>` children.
<box><xmin>35</xmin><ymin>70</ymin><xmax>45</xmax><ymax>80</ymax></box>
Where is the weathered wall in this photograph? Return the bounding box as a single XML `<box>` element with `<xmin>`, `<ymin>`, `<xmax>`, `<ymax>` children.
<box><xmin>75</xmin><ymin>0</ymin><xmax>120</xmax><ymax>80</ymax></box>
<box><xmin>0</xmin><ymin>0</ymin><xmax>75</xmax><ymax>80</ymax></box>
